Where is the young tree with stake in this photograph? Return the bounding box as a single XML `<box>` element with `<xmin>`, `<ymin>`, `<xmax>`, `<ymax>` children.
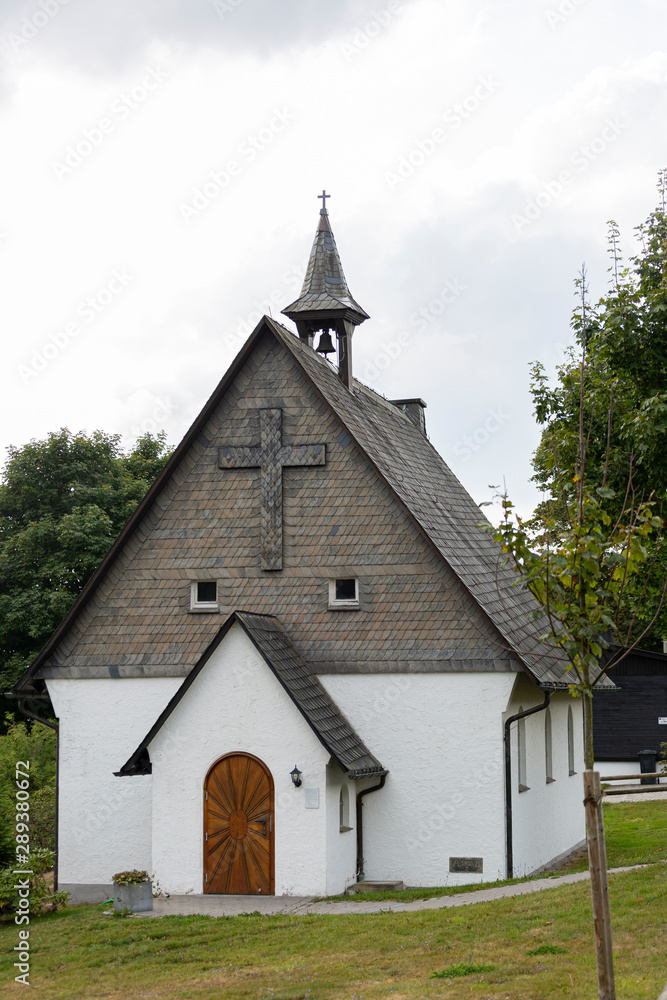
<box><xmin>485</xmin><ymin>181</ymin><xmax>667</xmax><ymax>1000</ymax></box>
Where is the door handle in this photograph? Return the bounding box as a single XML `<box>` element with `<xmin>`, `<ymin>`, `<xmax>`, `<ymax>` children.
<box><xmin>254</xmin><ymin>815</ymin><xmax>267</xmax><ymax>835</ymax></box>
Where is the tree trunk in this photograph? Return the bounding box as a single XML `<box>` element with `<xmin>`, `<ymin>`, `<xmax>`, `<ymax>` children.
<box><xmin>582</xmin><ymin>686</ymin><xmax>595</xmax><ymax>770</ymax></box>
<box><xmin>584</xmin><ymin>770</ymin><xmax>616</xmax><ymax>1000</ymax></box>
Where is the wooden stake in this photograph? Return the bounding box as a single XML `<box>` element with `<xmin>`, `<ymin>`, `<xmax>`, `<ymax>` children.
<box><xmin>584</xmin><ymin>770</ymin><xmax>616</xmax><ymax>1000</ymax></box>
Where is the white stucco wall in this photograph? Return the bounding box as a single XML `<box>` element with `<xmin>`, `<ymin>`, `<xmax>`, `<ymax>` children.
<box><xmin>49</xmin><ymin>652</ymin><xmax>588</xmax><ymax>896</ymax></box>
<box><xmin>506</xmin><ymin>677</ymin><xmax>586</xmax><ymax>876</ymax></box>
<box><xmin>320</xmin><ymin>673</ymin><xmax>516</xmax><ymax>887</ymax></box>
<box><xmin>46</xmin><ymin>677</ymin><xmax>181</xmax><ymax>888</ymax></box>
<box><xmin>325</xmin><ymin>763</ymin><xmax>357</xmax><ymax>895</ymax></box>
<box><xmin>149</xmin><ymin>623</ymin><xmax>344</xmax><ymax>896</ymax></box>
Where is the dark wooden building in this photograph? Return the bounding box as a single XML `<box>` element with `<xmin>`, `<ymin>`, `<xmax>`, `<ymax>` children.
<box><xmin>593</xmin><ymin>647</ymin><xmax>667</xmax><ymax>763</ymax></box>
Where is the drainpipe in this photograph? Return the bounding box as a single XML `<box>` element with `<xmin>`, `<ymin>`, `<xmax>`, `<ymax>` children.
<box><xmin>504</xmin><ymin>689</ymin><xmax>552</xmax><ymax>879</ymax></box>
<box><xmin>356</xmin><ymin>773</ymin><xmax>387</xmax><ymax>883</ymax></box>
<box><xmin>9</xmin><ymin>695</ymin><xmax>59</xmax><ymax>892</ymax></box>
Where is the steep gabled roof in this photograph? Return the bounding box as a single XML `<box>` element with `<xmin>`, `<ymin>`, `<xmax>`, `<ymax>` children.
<box><xmin>264</xmin><ymin>318</ymin><xmax>575</xmax><ymax>689</ymax></box>
<box><xmin>117</xmin><ymin>612</ymin><xmax>385</xmax><ymax>779</ymax></box>
<box><xmin>14</xmin><ymin>314</ymin><xmax>577</xmax><ymax>695</ymax></box>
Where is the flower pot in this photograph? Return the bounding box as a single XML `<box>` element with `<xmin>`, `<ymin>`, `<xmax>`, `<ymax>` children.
<box><xmin>113</xmin><ymin>881</ymin><xmax>153</xmax><ymax>913</ymax></box>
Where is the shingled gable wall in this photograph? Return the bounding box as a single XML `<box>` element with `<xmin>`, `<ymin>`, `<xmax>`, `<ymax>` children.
<box><xmin>39</xmin><ymin>327</ymin><xmax>521</xmax><ymax>681</ymax></box>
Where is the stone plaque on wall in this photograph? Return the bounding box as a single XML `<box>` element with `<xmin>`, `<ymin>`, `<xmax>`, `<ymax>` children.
<box><xmin>449</xmin><ymin>856</ymin><xmax>483</xmax><ymax>874</ymax></box>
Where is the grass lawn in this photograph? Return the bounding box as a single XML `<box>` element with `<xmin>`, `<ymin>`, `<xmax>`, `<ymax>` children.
<box><xmin>0</xmin><ymin>800</ymin><xmax>664</xmax><ymax>1000</ymax></box>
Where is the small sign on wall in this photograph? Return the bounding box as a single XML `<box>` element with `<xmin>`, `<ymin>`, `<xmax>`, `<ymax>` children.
<box><xmin>305</xmin><ymin>788</ymin><xmax>320</xmax><ymax>809</ymax></box>
<box><xmin>659</xmin><ymin>717</ymin><xmax>667</xmax><ymax>725</ymax></box>
<box><xmin>449</xmin><ymin>857</ymin><xmax>483</xmax><ymax>874</ymax></box>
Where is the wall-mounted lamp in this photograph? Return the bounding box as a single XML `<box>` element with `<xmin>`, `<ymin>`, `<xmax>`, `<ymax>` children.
<box><xmin>290</xmin><ymin>765</ymin><xmax>302</xmax><ymax>787</ymax></box>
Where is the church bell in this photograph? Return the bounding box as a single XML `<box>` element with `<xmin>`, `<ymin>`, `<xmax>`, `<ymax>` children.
<box><xmin>316</xmin><ymin>330</ymin><xmax>336</xmax><ymax>356</ymax></box>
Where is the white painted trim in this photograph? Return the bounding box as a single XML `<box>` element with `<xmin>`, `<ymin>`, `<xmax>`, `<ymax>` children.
<box><xmin>190</xmin><ymin>580</ymin><xmax>219</xmax><ymax>611</ymax></box>
<box><xmin>328</xmin><ymin>577</ymin><xmax>359</xmax><ymax>609</ymax></box>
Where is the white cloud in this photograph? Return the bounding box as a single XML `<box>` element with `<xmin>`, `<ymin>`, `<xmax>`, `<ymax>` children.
<box><xmin>1</xmin><ymin>0</ymin><xmax>666</xmax><ymax>521</ymax></box>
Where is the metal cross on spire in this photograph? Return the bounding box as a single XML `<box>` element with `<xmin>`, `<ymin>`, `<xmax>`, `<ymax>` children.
<box><xmin>318</xmin><ymin>189</ymin><xmax>330</xmax><ymax>211</ymax></box>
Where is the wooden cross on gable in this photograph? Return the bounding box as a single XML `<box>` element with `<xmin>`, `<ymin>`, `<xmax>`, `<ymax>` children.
<box><xmin>218</xmin><ymin>408</ymin><xmax>326</xmax><ymax>571</ymax></box>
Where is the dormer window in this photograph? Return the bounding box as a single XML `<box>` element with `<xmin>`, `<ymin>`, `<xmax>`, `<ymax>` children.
<box><xmin>190</xmin><ymin>581</ymin><xmax>218</xmax><ymax>612</ymax></box>
<box><xmin>328</xmin><ymin>578</ymin><xmax>359</xmax><ymax>609</ymax></box>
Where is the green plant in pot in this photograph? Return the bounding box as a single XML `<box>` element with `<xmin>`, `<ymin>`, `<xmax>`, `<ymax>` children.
<box><xmin>112</xmin><ymin>870</ymin><xmax>153</xmax><ymax>913</ymax></box>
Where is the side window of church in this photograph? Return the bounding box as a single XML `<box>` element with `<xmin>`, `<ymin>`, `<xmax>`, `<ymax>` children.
<box><xmin>567</xmin><ymin>705</ymin><xmax>576</xmax><ymax>776</ymax></box>
<box><xmin>339</xmin><ymin>785</ymin><xmax>351</xmax><ymax>831</ymax></box>
<box><xmin>191</xmin><ymin>581</ymin><xmax>218</xmax><ymax>610</ymax></box>
<box><xmin>518</xmin><ymin>708</ymin><xmax>528</xmax><ymax>792</ymax></box>
<box><xmin>545</xmin><ymin>708</ymin><xmax>554</xmax><ymax>783</ymax></box>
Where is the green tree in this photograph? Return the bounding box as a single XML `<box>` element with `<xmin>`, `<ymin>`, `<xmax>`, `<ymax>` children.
<box><xmin>0</xmin><ymin>430</ymin><xmax>172</xmax><ymax>717</ymax></box>
<box><xmin>530</xmin><ymin>175</ymin><xmax>667</xmax><ymax>646</ymax></box>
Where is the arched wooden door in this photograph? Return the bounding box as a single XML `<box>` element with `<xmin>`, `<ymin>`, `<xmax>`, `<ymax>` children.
<box><xmin>204</xmin><ymin>753</ymin><xmax>274</xmax><ymax>894</ymax></box>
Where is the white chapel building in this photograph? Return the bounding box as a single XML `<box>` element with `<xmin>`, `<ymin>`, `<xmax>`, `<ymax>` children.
<box><xmin>14</xmin><ymin>200</ymin><xmax>586</xmax><ymax>902</ymax></box>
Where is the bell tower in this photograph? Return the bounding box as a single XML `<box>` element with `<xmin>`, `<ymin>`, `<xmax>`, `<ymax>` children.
<box><xmin>282</xmin><ymin>191</ymin><xmax>369</xmax><ymax>389</ymax></box>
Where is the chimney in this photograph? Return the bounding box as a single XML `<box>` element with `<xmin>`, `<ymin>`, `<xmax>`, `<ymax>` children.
<box><xmin>390</xmin><ymin>398</ymin><xmax>427</xmax><ymax>436</ymax></box>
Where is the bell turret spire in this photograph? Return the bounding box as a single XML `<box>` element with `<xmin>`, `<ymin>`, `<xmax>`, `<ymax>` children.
<box><xmin>282</xmin><ymin>192</ymin><xmax>369</xmax><ymax>389</ymax></box>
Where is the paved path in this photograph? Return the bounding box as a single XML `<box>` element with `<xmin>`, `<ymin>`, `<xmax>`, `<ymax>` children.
<box><xmin>143</xmin><ymin>864</ymin><xmax>645</xmax><ymax>919</ymax></box>
<box><xmin>604</xmin><ymin>789</ymin><xmax>667</xmax><ymax>803</ymax></box>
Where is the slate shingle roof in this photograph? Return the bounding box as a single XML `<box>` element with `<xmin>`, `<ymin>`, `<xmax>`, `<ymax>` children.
<box><xmin>282</xmin><ymin>208</ymin><xmax>369</xmax><ymax>321</ymax></box>
<box><xmin>265</xmin><ymin>317</ymin><xmax>576</xmax><ymax>689</ymax></box>
<box><xmin>117</xmin><ymin>611</ymin><xmax>385</xmax><ymax>779</ymax></box>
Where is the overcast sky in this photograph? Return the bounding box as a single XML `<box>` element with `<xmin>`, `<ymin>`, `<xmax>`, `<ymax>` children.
<box><xmin>1</xmin><ymin>0</ymin><xmax>665</xmax><ymax>516</ymax></box>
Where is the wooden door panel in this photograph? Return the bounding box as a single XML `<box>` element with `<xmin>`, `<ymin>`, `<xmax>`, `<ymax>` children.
<box><xmin>204</xmin><ymin>753</ymin><xmax>274</xmax><ymax>894</ymax></box>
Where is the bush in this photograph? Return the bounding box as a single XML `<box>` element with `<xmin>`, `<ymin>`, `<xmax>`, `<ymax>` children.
<box><xmin>0</xmin><ymin>848</ymin><xmax>69</xmax><ymax>915</ymax></box>
<box><xmin>30</xmin><ymin>783</ymin><xmax>56</xmax><ymax>851</ymax></box>
<box><xmin>0</xmin><ymin>717</ymin><xmax>56</xmax><ymax>866</ymax></box>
